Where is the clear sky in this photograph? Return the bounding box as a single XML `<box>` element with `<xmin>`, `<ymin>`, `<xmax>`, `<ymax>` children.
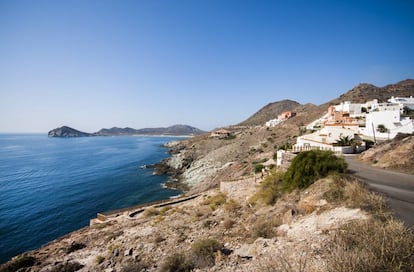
<box><xmin>1</xmin><ymin>0</ymin><xmax>413</xmax><ymax>133</ymax></box>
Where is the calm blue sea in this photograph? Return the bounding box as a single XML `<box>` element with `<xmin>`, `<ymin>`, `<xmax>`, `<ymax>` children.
<box><xmin>0</xmin><ymin>134</ymin><xmax>182</xmax><ymax>263</ymax></box>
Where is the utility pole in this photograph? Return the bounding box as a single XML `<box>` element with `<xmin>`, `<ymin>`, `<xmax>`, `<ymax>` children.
<box><xmin>371</xmin><ymin>122</ymin><xmax>376</xmax><ymax>144</ymax></box>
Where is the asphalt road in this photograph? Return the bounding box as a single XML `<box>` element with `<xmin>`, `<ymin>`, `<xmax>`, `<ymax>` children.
<box><xmin>345</xmin><ymin>155</ymin><xmax>414</xmax><ymax>228</ymax></box>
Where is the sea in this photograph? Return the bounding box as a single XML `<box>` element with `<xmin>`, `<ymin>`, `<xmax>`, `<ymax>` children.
<box><xmin>0</xmin><ymin>134</ymin><xmax>183</xmax><ymax>263</ymax></box>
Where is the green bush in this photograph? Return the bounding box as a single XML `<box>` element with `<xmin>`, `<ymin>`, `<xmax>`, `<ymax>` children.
<box><xmin>254</xmin><ymin>164</ymin><xmax>264</xmax><ymax>173</ymax></box>
<box><xmin>282</xmin><ymin>150</ymin><xmax>347</xmax><ymax>192</ymax></box>
<box><xmin>191</xmin><ymin>238</ymin><xmax>223</xmax><ymax>268</ymax></box>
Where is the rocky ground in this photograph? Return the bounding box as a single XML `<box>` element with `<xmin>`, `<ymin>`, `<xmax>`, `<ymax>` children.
<box><xmin>3</xmin><ymin>174</ymin><xmax>383</xmax><ymax>272</ymax></box>
<box><xmin>358</xmin><ymin>133</ymin><xmax>414</xmax><ymax>174</ymax></box>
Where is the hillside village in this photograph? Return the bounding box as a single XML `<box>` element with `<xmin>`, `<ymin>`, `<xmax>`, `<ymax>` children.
<box><xmin>265</xmin><ymin>96</ymin><xmax>414</xmax><ymax>152</ymax></box>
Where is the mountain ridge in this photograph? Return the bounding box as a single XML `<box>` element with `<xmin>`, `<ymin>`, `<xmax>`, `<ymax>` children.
<box><xmin>48</xmin><ymin>124</ymin><xmax>205</xmax><ymax>137</ymax></box>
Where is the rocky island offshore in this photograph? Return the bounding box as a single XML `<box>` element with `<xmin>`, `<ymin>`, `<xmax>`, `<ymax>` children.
<box><xmin>2</xmin><ymin>79</ymin><xmax>414</xmax><ymax>271</ymax></box>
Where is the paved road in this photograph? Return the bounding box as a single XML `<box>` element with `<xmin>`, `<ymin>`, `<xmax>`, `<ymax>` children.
<box><xmin>345</xmin><ymin>155</ymin><xmax>414</xmax><ymax>228</ymax></box>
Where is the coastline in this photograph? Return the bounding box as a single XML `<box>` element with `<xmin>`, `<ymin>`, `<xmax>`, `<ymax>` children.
<box><xmin>0</xmin><ymin>135</ymin><xmax>186</xmax><ymax>265</ymax></box>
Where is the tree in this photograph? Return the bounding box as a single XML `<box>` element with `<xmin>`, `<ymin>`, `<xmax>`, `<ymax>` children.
<box><xmin>334</xmin><ymin>135</ymin><xmax>354</xmax><ymax>146</ymax></box>
<box><xmin>377</xmin><ymin>124</ymin><xmax>388</xmax><ymax>133</ymax></box>
<box><xmin>402</xmin><ymin>106</ymin><xmax>414</xmax><ymax>119</ymax></box>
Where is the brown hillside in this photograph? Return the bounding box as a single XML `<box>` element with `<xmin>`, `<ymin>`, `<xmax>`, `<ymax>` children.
<box><xmin>359</xmin><ymin>133</ymin><xmax>414</xmax><ymax>174</ymax></box>
<box><xmin>239</xmin><ymin>99</ymin><xmax>301</xmax><ymax>126</ymax></box>
<box><xmin>328</xmin><ymin>79</ymin><xmax>414</xmax><ymax>105</ymax></box>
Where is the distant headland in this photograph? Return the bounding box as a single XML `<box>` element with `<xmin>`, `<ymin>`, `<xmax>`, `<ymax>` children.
<box><xmin>48</xmin><ymin>125</ymin><xmax>205</xmax><ymax>137</ymax></box>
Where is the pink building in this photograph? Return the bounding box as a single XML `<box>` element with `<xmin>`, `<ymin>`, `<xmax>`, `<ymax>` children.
<box><xmin>277</xmin><ymin>111</ymin><xmax>296</xmax><ymax>121</ymax></box>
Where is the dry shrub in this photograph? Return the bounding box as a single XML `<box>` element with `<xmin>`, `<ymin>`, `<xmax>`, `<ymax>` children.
<box><xmin>252</xmin><ymin>250</ymin><xmax>308</xmax><ymax>272</ymax></box>
<box><xmin>191</xmin><ymin>238</ymin><xmax>223</xmax><ymax>268</ymax></box>
<box><xmin>95</xmin><ymin>255</ymin><xmax>105</xmax><ymax>264</ymax></box>
<box><xmin>50</xmin><ymin>261</ymin><xmax>84</xmax><ymax>272</ymax></box>
<box><xmin>153</xmin><ymin>233</ymin><xmax>165</xmax><ymax>244</ymax></box>
<box><xmin>223</xmin><ymin>218</ymin><xmax>236</xmax><ymax>230</ymax></box>
<box><xmin>298</xmin><ymin>202</ymin><xmax>316</xmax><ymax>214</ymax></box>
<box><xmin>203</xmin><ymin>193</ymin><xmax>226</xmax><ymax>210</ymax></box>
<box><xmin>250</xmin><ymin>171</ymin><xmax>284</xmax><ymax>205</ymax></box>
<box><xmin>65</xmin><ymin>242</ymin><xmax>86</xmax><ymax>254</ymax></box>
<box><xmin>143</xmin><ymin>207</ymin><xmax>159</xmax><ymax>217</ymax></box>
<box><xmin>252</xmin><ymin>216</ymin><xmax>282</xmax><ymax>238</ymax></box>
<box><xmin>0</xmin><ymin>255</ymin><xmax>37</xmax><ymax>272</ymax></box>
<box><xmin>159</xmin><ymin>252</ymin><xmax>193</xmax><ymax>272</ymax></box>
<box><xmin>343</xmin><ymin>178</ymin><xmax>388</xmax><ymax>215</ymax></box>
<box><xmin>323</xmin><ymin>177</ymin><xmax>388</xmax><ymax>217</ymax></box>
<box><xmin>224</xmin><ymin>198</ymin><xmax>241</xmax><ymax>214</ymax></box>
<box><xmin>159</xmin><ymin>206</ymin><xmax>171</xmax><ymax>216</ymax></box>
<box><xmin>326</xmin><ymin>218</ymin><xmax>414</xmax><ymax>272</ymax></box>
<box><xmin>194</xmin><ymin>206</ymin><xmax>211</xmax><ymax>218</ymax></box>
<box><xmin>323</xmin><ymin>178</ymin><xmax>346</xmax><ymax>203</ymax></box>
<box><xmin>121</xmin><ymin>260</ymin><xmax>148</xmax><ymax>272</ymax></box>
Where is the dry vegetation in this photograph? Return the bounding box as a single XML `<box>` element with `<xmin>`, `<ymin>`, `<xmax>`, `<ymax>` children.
<box><xmin>359</xmin><ymin>133</ymin><xmax>414</xmax><ymax>174</ymax></box>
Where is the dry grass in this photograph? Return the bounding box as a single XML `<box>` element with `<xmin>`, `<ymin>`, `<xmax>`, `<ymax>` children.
<box><xmin>143</xmin><ymin>207</ymin><xmax>159</xmax><ymax>217</ymax></box>
<box><xmin>159</xmin><ymin>252</ymin><xmax>193</xmax><ymax>272</ymax></box>
<box><xmin>95</xmin><ymin>255</ymin><xmax>105</xmax><ymax>264</ymax></box>
<box><xmin>0</xmin><ymin>255</ymin><xmax>37</xmax><ymax>272</ymax></box>
<box><xmin>191</xmin><ymin>238</ymin><xmax>223</xmax><ymax>268</ymax></box>
<box><xmin>252</xmin><ymin>250</ymin><xmax>308</xmax><ymax>272</ymax></box>
<box><xmin>326</xmin><ymin>218</ymin><xmax>414</xmax><ymax>272</ymax></box>
<box><xmin>343</xmin><ymin>178</ymin><xmax>387</xmax><ymax>214</ymax></box>
<box><xmin>323</xmin><ymin>176</ymin><xmax>389</xmax><ymax>217</ymax></box>
<box><xmin>224</xmin><ymin>198</ymin><xmax>241</xmax><ymax>214</ymax></box>
<box><xmin>298</xmin><ymin>202</ymin><xmax>317</xmax><ymax>214</ymax></box>
<box><xmin>250</xmin><ymin>170</ymin><xmax>284</xmax><ymax>205</ymax></box>
<box><xmin>153</xmin><ymin>233</ymin><xmax>165</xmax><ymax>244</ymax></box>
<box><xmin>202</xmin><ymin>192</ymin><xmax>227</xmax><ymax>210</ymax></box>
<box><xmin>223</xmin><ymin>218</ymin><xmax>236</xmax><ymax>230</ymax></box>
<box><xmin>251</xmin><ymin>216</ymin><xmax>282</xmax><ymax>239</ymax></box>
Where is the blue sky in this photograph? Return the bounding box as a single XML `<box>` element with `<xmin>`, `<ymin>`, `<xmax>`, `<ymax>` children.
<box><xmin>1</xmin><ymin>0</ymin><xmax>413</xmax><ymax>133</ymax></box>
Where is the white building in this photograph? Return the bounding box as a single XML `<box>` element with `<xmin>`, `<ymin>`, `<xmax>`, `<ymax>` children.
<box><xmin>360</xmin><ymin>103</ymin><xmax>414</xmax><ymax>140</ymax></box>
<box><xmin>388</xmin><ymin>96</ymin><xmax>414</xmax><ymax>110</ymax></box>
<box><xmin>265</xmin><ymin>118</ymin><xmax>281</xmax><ymax>127</ymax></box>
<box><xmin>294</xmin><ymin>124</ymin><xmax>365</xmax><ymax>154</ymax></box>
<box><xmin>334</xmin><ymin>101</ymin><xmax>363</xmax><ymax>117</ymax></box>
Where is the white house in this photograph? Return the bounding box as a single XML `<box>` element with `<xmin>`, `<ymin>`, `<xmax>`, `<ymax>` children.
<box><xmin>388</xmin><ymin>96</ymin><xmax>414</xmax><ymax>110</ymax></box>
<box><xmin>294</xmin><ymin>124</ymin><xmax>365</xmax><ymax>154</ymax></box>
<box><xmin>265</xmin><ymin>118</ymin><xmax>281</xmax><ymax>127</ymax></box>
<box><xmin>360</xmin><ymin>102</ymin><xmax>414</xmax><ymax>140</ymax></box>
<box><xmin>334</xmin><ymin>101</ymin><xmax>363</xmax><ymax>117</ymax></box>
